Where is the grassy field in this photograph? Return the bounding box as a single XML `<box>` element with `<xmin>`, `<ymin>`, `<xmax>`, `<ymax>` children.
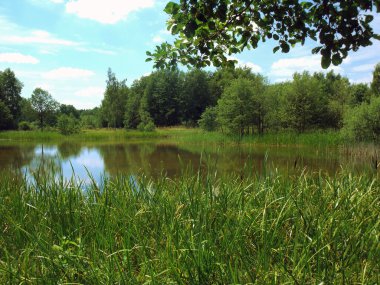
<box><xmin>0</xmin><ymin>169</ymin><xmax>379</xmax><ymax>284</ymax></box>
<box><xmin>0</xmin><ymin>127</ymin><xmax>347</xmax><ymax>147</ymax></box>
<box><xmin>0</xmin><ymin>129</ymin><xmax>164</xmax><ymax>141</ymax></box>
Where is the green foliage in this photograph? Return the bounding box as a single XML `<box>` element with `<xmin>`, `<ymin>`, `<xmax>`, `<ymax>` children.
<box><xmin>342</xmin><ymin>96</ymin><xmax>380</xmax><ymax>141</ymax></box>
<box><xmin>148</xmin><ymin>1</ymin><xmax>379</xmax><ymax>69</ymax></box>
<box><xmin>137</xmin><ymin>111</ymin><xmax>156</xmax><ymax>132</ymax></box>
<box><xmin>0</xmin><ymin>68</ymin><xmax>23</xmax><ymax>128</ymax></box>
<box><xmin>371</xmin><ymin>63</ymin><xmax>380</xmax><ymax>96</ymax></box>
<box><xmin>141</xmin><ymin>69</ymin><xmax>182</xmax><ymax>126</ymax></box>
<box><xmin>101</xmin><ymin>68</ymin><xmax>128</xmax><ymax>128</ymax></box>
<box><xmin>0</xmin><ymin>170</ymin><xmax>379</xmax><ymax>283</ymax></box>
<box><xmin>198</xmin><ymin>106</ymin><xmax>218</xmax><ymax>131</ymax></box>
<box><xmin>30</xmin><ymin>88</ymin><xmax>59</xmax><ymax>130</ymax></box>
<box><xmin>80</xmin><ymin>107</ymin><xmax>101</xmax><ymax>129</ymax></box>
<box><xmin>216</xmin><ymin>76</ymin><xmax>267</xmax><ymax>136</ymax></box>
<box><xmin>350</xmin><ymin>83</ymin><xmax>372</xmax><ymax>105</ymax></box>
<box><xmin>0</xmin><ymin>100</ymin><xmax>13</xmax><ymax>130</ymax></box>
<box><xmin>57</xmin><ymin>114</ymin><xmax>81</xmax><ymax>135</ymax></box>
<box><xmin>124</xmin><ymin>90</ymin><xmax>142</xmax><ymax>129</ymax></box>
<box><xmin>18</xmin><ymin>121</ymin><xmax>37</xmax><ymax>131</ymax></box>
<box><xmin>179</xmin><ymin>69</ymin><xmax>212</xmax><ymax>125</ymax></box>
<box><xmin>285</xmin><ymin>72</ymin><xmax>327</xmax><ymax>132</ymax></box>
<box><xmin>60</xmin><ymin>104</ymin><xmax>80</xmax><ymax>119</ymax></box>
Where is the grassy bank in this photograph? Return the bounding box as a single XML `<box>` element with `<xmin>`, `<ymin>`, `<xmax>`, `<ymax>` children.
<box><xmin>157</xmin><ymin>128</ymin><xmax>345</xmax><ymax>146</ymax></box>
<box><xmin>0</xmin><ymin>129</ymin><xmax>165</xmax><ymax>142</ymax></box>
<box><xmin>0</xmin><ymin>170</ymin><xmax>379</xmax><ymax>284</ymax></box>
<box><xmin>1</xmin><ymin>127</ymin><xmax>345</xmax><ymax>146</ymax></box>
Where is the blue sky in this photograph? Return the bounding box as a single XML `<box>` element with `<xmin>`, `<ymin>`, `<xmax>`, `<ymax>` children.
<box><xmin>0</xmin><ymin>0</ymin><xmax>379</xmax><ymax>109</ymax></box>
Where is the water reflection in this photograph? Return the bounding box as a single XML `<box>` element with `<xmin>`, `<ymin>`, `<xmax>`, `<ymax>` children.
<box><xmin>0</xmin><ymin>141</ymin><xmax>378</xmax><ymax>185</ymax></box>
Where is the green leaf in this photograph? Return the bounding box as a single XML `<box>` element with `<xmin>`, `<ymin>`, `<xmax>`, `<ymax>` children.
<box><xmin>273</xmin><ymin>46</ymin><xmax>280</xmax><ymax>53</ymax></box>
<box><xmin>281</xmin><ymin>42</ymin><xmax>290</xmax><ymax>53</ymax></box>
<box><xmin>164</xmin><ymin>2</ymin><xmax>179</xmax><ymax>14</ymax></box>
<box><xmin>321</xmin><ymin>56</ymin><xmax>331</xmax><ymax>69</ymax></box>
<box><xmin>331</xmin><ymin>53</ymin><xmax>342</xmax><ymax>66</ymax></box>
<box><xmin>273</xmin><ymin>34</ymin><xmax>279</xmax><ymax>41</ymax></box>
<box><xmin>145</xmin><ymin>58</ymin><xmax>152</xmax><ymax>62</ymax></box>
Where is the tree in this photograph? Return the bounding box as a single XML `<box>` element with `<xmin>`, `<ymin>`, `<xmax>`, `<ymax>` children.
<box><xmin>30</xmin><ymin>88</ymin><xmax>59</xmax><ymax>130</ymax></box>
<box><xmin>216</xmin><ymin>77</ymin><xmax>266</xmax><ymax>137</ymax></box>
<box><xmin>141</xmin><ymin>69</ymin><xmax>183</xmax><ymax>126</ymax></box>
<box><xmin>147</xmin><ymin>1</ymin><xmax>379</xmax><ymax>69</ymax></box>
<box><xmin>60</xmin><ymin>104</ymin><xmax>80</xmax><ymax>119</ymax></box>
<box><xmin>342</xmin><ymin>96</ymin><xmax>380</xmax><ymax>141</ymax></box>
<box><xmin>371</xmin><ymin>63</ymin><xmax>380</xmax><ymax>96</ymax></box>
<box><xmin>199</xmin><ymin>106</ymin><xmax>218</xmax><ymax>131</ymax></box>
<box><xmin>0</xmin><ymin>68</ymin><xmax>23</xmax><ymax>127</ymax></box>
<box><xmin>285</xmin><ymin>72</ymin><xmax>327</xmax><ymax>132</ymax></box>
<box><xmin>100</xmin><ymin>68</ymin><xmax>128</xmax><ymax>128</ymax></box>
<box><xmin>179</xmin><ymin>69</ymin><xmax>212</xmax><ymax>125</ymax></box>
<box><xmin>350</xmin><ymin>83</ymin><xmax>372</xmax><ymax>105</ymax></box>
<box><xmin>0</xmin><ymin>101</ymin><xmax>13</xmax><ymax>130</ymax></box>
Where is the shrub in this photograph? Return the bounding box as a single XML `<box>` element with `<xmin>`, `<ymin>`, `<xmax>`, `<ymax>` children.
<box><xmin>57</xmin><ymin>114</ymin><xmax>81</xmax><ymax>135</ymax></box>
<box><xmin>342</xmin><ymin>96</ymin><xmax>380</xmax><ymax>141</ymax></box>
<box><xmin>18</xmin><ymin>121</ymin><xmax>35</xmax><ymax>131</ymax></box>
<box><xmin>198</xmin><ymin>106</ymin><xmax>218</xmax><ymax>131</ymax></box>
<box><xmin>137</xmin><ymin>112</ymin><xmax>155</xmax><ymax>132</ymax></box>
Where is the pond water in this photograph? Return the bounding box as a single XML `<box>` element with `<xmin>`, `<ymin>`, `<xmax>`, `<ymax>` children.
<box><xmin>0</xmin><ymin>140</ymin><xmax>378</xmax><ymax>184</ymax></box>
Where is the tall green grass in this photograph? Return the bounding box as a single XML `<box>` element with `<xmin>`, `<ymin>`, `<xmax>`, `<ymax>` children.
<box><xmin>0</xmin><ymin>169</ymin><xmax>378</xmax><ymax>284</ymax></box>
<box><xmin>1</xmin><ymin>128</ymin><xmax>347</xmax><ymax>146</ymax></box>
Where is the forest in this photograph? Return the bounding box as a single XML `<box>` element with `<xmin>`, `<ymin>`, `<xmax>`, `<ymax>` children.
<box><xmin>1</xmin><ymin>63</ymin><xmax>380</xmax><ymax>141</ymax></box>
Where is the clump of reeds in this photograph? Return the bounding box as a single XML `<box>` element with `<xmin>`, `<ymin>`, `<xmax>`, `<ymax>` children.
<box><xmin>0</xmin><ymin>169</ymin><xmax>379</xmax><ymax>284</ymax></box>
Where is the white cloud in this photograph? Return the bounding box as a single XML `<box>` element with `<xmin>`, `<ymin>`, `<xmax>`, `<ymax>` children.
<box><xmin>2</xmin><ymin>30</ymin><xmax>78</xmax><ymax>46</ymax></box>
<box><xmin>152</xmin><ymin>35</ymin><xmax>164</xmax><ymax>43</ymax></box>
<box><xmin>74</xmin><ymin>86</ymin><xmax>104</xmax><ymax>98</ymax></box>
<box><xmin>0</xmin><ymin>53</ymin><xmax>39</xmax><ymax>64</ymax></box>
<box><xmin>65</xmin><ymin>0</ymin><xmax>155</xmax><ymax>24</ymax></box>
<box><xmin>43</xmin><ymin>67</ymin><xmax>95</xmax><ymax>80</ymax></box>
<box><xmin>269</xmin><ymin>55</ymin><xmax>343</xmax><ymax>80</ymax></box>
<box><xmin>61</xmin><ymin>99</ymin><xmax>100</xmax><ymax>109</ymax></box>
<box><xmin>228</xmin><ymin>56</ymin><xmax>262</xmax><ymax>73</ymax></box>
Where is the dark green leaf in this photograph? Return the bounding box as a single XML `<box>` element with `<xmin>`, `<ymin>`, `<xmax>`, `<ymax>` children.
<box><xmin>321</xmin><ymin>56</ymin><xmax>331</xmax><ymax>69</ymax></box>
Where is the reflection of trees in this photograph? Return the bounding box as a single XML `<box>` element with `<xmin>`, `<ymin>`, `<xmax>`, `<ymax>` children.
<box><xmin>97</xmin><ymin>143</ymin><xmax>156</xmax><ymax>176</ymax></box>
<box><xmin>0</xmin><ymin>144</ymin><xmax>35</xmax><ymax>171</ymax></box>
<box><xmin>28</xmin><ymin>145</ymin><xmax>61</xmax><ymax>178</ymax></box>
<box><xmin>96</xmin><ymin>143</ymin><xmax>202</xmax><ymax>178</ymax></box>
<box><xmin>57</xmin><ymin>142</ymin><xmax>83</xmax><ymax>159</ymax></box>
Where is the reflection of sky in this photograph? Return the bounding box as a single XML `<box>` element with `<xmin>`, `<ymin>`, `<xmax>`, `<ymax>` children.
<box><xmin>23</xmin><ymin>145</ymin><xmax>107</xmax><ymax>186</ymax></box>
<box><xmin>61</xmin><ymin>149</ymin><xmax>106</xmax><ymax>184</ymax></box>
<box><xmin>34</xmin><ymin>145</ymin><xmax>59</xmax><ymax>156</ymax></box>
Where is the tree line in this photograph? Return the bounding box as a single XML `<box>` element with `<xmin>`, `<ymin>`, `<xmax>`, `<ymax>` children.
<box><xmin>1</xmin><ymin>64</ymin><xmax>380</xmax><ymax>140</ymax></box>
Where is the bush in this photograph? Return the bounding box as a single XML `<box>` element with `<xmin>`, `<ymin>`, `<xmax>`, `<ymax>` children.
<box><xmin>137</xmin><ymin>112</ymin><xmax>155</xmax><ymax>132</ymax></box>
<box><xmin>18</xmin><ymin>121</ymin><xmax>36</xmax><ymax>131</ymax></box>
<box><xmin>342</xmin><ymin>96</ymin><xmax>380</xmax><ymax>141</ymax></box>
<box><xmin>199</xmin><ymin>106</ymin><xmax>218</xmax><ymax>131</ymax></box>
<box><xmin>57</xmin><ymin>114</ymin><xmax>81</xmax><ymax>135</ymax></box>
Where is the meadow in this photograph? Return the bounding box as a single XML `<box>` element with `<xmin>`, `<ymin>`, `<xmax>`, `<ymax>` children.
<box><xmin>0</xmin><ymin>127</ymin><xmax>345</xmax><ymax>146</ymax></box>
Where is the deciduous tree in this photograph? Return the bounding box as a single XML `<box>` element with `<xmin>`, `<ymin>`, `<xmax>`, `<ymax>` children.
<box><xmin>148</xmin><ymin>1</ymin><xmax>379</xmax><ymax>69</ymax></box>
<box><xmin>30</xmin><ymin>88</ymin><xmax>59</xmax><ymax>130</ymax></box>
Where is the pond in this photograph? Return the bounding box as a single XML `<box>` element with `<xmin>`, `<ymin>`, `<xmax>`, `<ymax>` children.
<box><xmin>0</xmin><ymin>140</ymin><xmax>379</xmax><ymax>184</ymax></box>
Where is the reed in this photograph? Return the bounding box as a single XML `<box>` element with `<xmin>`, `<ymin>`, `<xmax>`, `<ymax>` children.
<box><xmin>0</xmin><ymin>168</ymin><xmax>378</xmax><ymax>284</ymax></box>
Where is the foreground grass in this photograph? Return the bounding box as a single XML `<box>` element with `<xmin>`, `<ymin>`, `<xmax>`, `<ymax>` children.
<box><xmin>0</xmin><ymin>170</ymin><xmax>379</xmax><ymax>284</ymax></box>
